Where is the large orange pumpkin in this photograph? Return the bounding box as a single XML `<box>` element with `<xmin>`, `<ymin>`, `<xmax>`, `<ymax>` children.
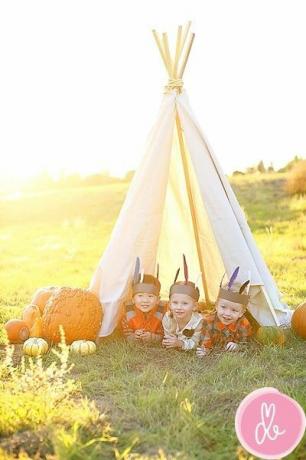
<box><xmin>4</xmin><ymin>319</ymin><xmax>30</xmax><ymax>343</ymax></box>
<box><xmin>291</xmin><ymin>301</ymin><xmax>306</xmax><ymax>339</ymax></box>
<box><xmin>42</xmin><ymin>287</ymin><xmax>103</xmax><ymax>344</ymax></box>
<box><xmin>31</xmin><ymin>286</ymin><xmax>57</xmax><ymax>315</ymax></box>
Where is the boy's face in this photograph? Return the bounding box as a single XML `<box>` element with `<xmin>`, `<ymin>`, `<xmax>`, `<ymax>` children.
<box><xmin>216</xmin><ymin>298</ymin><xmax>244</xmax><ymax>325</ymax></box>
<box><xmin>169</xmin><ymin>293</ymin><xmax>195</xmax><ymax>321</ymax></box>
<box><xmin>133</xmin><ymin>292</ymin><xmax>159</xmax><ymax>313</ymax></box>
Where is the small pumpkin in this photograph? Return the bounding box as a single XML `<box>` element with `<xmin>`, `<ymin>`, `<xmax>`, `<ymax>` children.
<box><xmin>4</xmin><ymin>319</ymin><xmax>30</xmax><ymax>343</ymax></box>
<box><xmin>70</xmin><ymin>340</ymin><xmax>96</xmax><ymax>356</ymax></box>
<box><xmin>31</xmin><ymin>286</ymin><xmax>57</xmax><ymax>315</ymax></box>
<box><xmin>291</xmin><ymin>301</ymin><xmax>306</xmax><ymax>339</ymax></box>
<box><xmin>22</xmin><ymin>304</ymin><xmax>42</xmax><ymax>336</ymax></box>
<box><xmin>23</xmin><ymin>338</ymin><xmax>48</xmax><ymax>356</ymax></box>
<box><xmin>256</xmin><ymin>326</ymin><xmax>286</xmax><ymax>346</ymax></box>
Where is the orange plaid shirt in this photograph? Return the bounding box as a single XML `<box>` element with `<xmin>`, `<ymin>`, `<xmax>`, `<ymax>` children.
<box><xmin>200</xmin><ymin>312</ymin><xmax>253</xmax><ymax>349</ymax></box>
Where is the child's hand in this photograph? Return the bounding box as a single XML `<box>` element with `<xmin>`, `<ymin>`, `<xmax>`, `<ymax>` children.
<box><xmin>225</xmin><ymin>341</ymin><xmax>238</xmax><ymax>352</ymax></box>
<box><xmin>196</xmin><ymin>347</ymin><xmax>208</xmax><ymax>358</ymax></box>
<box><xmin>135</xmin><ymin>329</ymin><xmax>144</xmax><ymax>340</ymax></box>
<box><xmin>140</xmin><ymin>331</ymin><xmax>152</xmax><ymax>342</ymax></box>
<box><xmin>162</xmin><ymin>335</ymin><xmax>182</xmax><ymax>349</ymax></box>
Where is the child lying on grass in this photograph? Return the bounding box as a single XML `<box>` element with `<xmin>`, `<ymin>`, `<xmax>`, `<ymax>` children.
<box><xmin>121</xmin><ymin>258</ymin><xmax>163</xmax><ymax>343</ymax></box>
<box><xmin>162</xmin><ymin>256</ymin><xmax>203</xmax><ymax>351</ymax></box>
<box><xmin>196</xmin><ymin>267</ymin><xmax>253</xmax><ymax>357</ymax></box>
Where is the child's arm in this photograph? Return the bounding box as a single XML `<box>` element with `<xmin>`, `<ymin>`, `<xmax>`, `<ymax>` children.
<box><xmin>121</xmin><ymin>317</ymin><xmax>137</xmax><ymax>341</ymax></box>
<box><xmin>180</xmin><ymin>320</ymin><xmax>203</xmax><ymax>351</ymax></box>
<box><xmin>196</xmin><ymin>317</ymin><xmax>213</xmax><ymax>358</ymax></box>
<box><xmin>239</xmin><ymin>317</ymin><xmax>253</xmax><ymax>343</ymax></box>
<box><xmin>162</xmin><ymin>314</ymin><xmax>182</xmax><ymax>348</ymax></box>
<box><xmin>140</xmin><ymin>331</ymin><xmax>163</xmax><ymax>342</ymax></box>
<box><xmin>225</xmin><ymin>317</ymin><xmax>253</xmax><ymax>351</ymax></box>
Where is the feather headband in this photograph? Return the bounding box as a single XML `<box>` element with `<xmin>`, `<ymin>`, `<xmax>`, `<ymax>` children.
<box><xmin>169</xmin><ymin>255</ymin><xmax>200</xmax><ymax>301</ymax></box>
<box><xmin>132</xmin><ymin>257</ymin><xmax>161</xmax><ymax>296</ymax></box>
<box><xmin>218</xmin><ymin>266</ymin><xmax>250</xmax><ymax>306</ymax></box>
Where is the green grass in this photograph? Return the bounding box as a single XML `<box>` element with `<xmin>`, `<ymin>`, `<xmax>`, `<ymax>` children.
<box><xmin>0</xmin><ymin>175</ymin><xmax>305</xmax><ymax>459</ymax></box>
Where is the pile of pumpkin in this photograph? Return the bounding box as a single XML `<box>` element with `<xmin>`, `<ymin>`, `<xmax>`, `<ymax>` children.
<box><xmin>4</xmin><ymin>288</ymin><xmax>306</xmax><ymax>352</ymax></box>
<box><xmin>4</xmin><ymin>286</ymin><xmax>103</xmax><ymax>356</ymax></box>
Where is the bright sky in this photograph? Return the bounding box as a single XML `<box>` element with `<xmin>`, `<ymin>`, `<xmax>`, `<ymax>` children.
<box><xmin>1</xmin><ymin>0</ymin><xmax>306</xmax><ymax>180</ymax></box>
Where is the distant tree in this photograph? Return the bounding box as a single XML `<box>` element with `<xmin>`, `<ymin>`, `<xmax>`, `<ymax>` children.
<box><xmin>278</xmin><ymin>155</ymin><xmax>303</xmax><ymax>173</ymax></box>
<box><xmin>232</xmin><ymin>170</ymin><xmax>244</xmax><ymax>176</ymax></box>
<box><xmin>257</xmin><ymin>161</ymin><xmax>266</xmax><ymax>173</ymax></box>
<box><xmin>267</xmin><ymin>162</ymin><xmax>274</xmax><ymax>173</ymax></box>
<box><xmin>25</xmin><ymin>171</ymin><xmax>55</xmax><ymax>191</ymax></box>
<box><xmin>64</xmin><ymin>173</ymin><xmax>82</xmax><ymax>187</ymax></box>
<box><xmin>246</xmin><ymin>166</ymin><xmax>256</xmax><ymax>174</ymax></box>
<box><xmin>83</xmin><ymin>174</ymin><xmax>104</xmax><ymax>186</ymax></box>
<box><xmin>286</xmin><ymin>160</ymin><xmax>306</xmax><ymax>195</ymax></box>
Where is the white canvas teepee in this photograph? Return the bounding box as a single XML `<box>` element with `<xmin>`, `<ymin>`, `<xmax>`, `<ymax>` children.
<box><xmin>90</xmin><ymin>23</ymin><xmax>292</xmax><ymax>337</ymax></box>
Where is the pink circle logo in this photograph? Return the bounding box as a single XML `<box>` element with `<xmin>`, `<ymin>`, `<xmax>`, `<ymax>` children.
<box><xmin>235</xmin><ymin>387</ymin><xmax>305</xmax><ymax>459</ymax></box>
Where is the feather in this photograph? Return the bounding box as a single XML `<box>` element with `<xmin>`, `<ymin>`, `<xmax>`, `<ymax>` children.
<box><xmin>133</xmin><ymin>257</ymin><xmax>140</xmax><ymax>284</ymax></box>
<box><xmin>140</xmin><ymin>269</ymin><xmax>144</xmax><ymax>283</ymax></box>
<box><xmin>219</xmin><ymin>272</ymin><xmax>226</xmax><ymax>288</ymax></box>
<box><xmin>173</xmin><ymin>268</ymin><xmax>180</xmax><ymax>283</ymax></box>
<box><xmin>228</xmin><ymin>266</ymin><xmax>239</xmax><ymax>290</ymax></box>
<box><xmin>247</xmin><ymin>270</ymin><xmax>251</xmax><ymax>294</ymax></box>
<box><xmin>239</xmin><ymin>280</ymin><xmax>250</xmax><ymax>294</ymax></box>
<box><xmin>183</xmin><ymin>254</ymin><xmax>188</xmax><ymax>283</ymax></box>
<box><xmin>156</xmin><ymin>263</ymin><xmax>159</xmax><ymax>279</ymax></box>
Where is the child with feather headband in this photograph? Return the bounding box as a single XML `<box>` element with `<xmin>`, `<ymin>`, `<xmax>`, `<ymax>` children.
<box><xmin>196</xmin><ymin>267</ymin><xmax>253</xmax><ymax>357</ymax></box>
<box><xmin>121</xmin><ymin>257</ymin><xmax>164</xmax><ymax>343</ymax></box>
<box><xmin>162</xmin><ymin>255</ymin><xmax>203</xmax><ymax>351</ymax></box>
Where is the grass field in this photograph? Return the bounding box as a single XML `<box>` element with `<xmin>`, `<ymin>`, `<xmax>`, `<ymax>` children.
<box><xmin>0</xmin><ymin>174</ymin><xmax>305</xmax><ymax>459</ymax></box>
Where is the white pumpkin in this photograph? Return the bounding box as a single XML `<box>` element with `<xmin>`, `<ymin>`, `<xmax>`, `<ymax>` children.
<box><xmin>23</xmin><ymin>338</ymin><xmax>49</xmax><ymax>356</ymax></box>
<box><xmin>70</xmin><ymin>340</ymin><xmax>96</xmax><ymax>356</ymax></box>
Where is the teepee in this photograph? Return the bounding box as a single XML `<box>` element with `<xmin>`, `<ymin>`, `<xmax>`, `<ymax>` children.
<box><xmin>90</xmin><ymin>23</ymin><xmax>291</xmax><ymax>337</ymax></box>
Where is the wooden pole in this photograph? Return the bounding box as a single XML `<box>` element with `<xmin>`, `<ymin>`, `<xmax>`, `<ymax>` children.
<box><xmin>162</xmin><ymin>33</ymin><xmax>173</xmax><ymax>76</ymax></box>
<box><xmin>175</xmin><ymin>111</ymin><xmax>211</xmax><ymax>306</ymax></box>
<box><xmin>180</xmin><ymin>21</ymin><xmax>192</xmax><ymax>56</ymax></box>
<box><xmin>261</xmin><ymin>285</ymin><xmax>280</xmax><ymax>326</ymax></box>
<box><xmin>179</xmin><ymin>32</ymin><xmax>195</xmax><ymax>79</ymax></box>
<box><xmin>152</xmin><ymin>30</ymin><xmax>170</xmax><ymax>75</ymax></box>
<box><xmin>173</xmin><ymin>25</ymin><xmax>183</xmax><ymax>79</ymax></box>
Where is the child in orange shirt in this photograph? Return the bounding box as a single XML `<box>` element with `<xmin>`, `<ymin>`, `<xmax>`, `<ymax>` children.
<box><xmin>121</xmin><ymin>258</ymin><xmax>164</xmax><ymax>343</ymax></box>
<box><xmin>196</xmin><ymin>267</ymin><xmax>252</xmax><ymax>357</ymax></box>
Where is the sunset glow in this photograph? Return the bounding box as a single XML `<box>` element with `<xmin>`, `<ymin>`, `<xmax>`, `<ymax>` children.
<box><xmin>1</xmin><ymin>1</ymin><xmax>305</xmax><ymax>183</ymax></box>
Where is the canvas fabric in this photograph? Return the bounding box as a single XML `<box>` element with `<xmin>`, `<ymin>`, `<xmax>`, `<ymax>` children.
<box><xmin>90</xmin><ymin>91</ymin><xmax>292</xmax><ymax>336</ymax></box>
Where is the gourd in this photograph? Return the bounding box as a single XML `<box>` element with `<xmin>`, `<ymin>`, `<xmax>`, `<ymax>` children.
<box><xmin>70</xmin><ymin>340</ymin><xmax>96</xmax><ymax>356</ymax></box>
<box><xmin>42</xmin><ymin>287</ymin><xmax>103</xmax><ymax>344</ymax></box>
<box><xmin>4</xmin><ymin>319</ymin><xmax>30</xmax><ymax>343</ymax></box>
<box><xmin>255</xmin><ymin>326</ymin><xmax>286</xmax><ymax>346</ymax></box>
<box><xmin>291</xmin><ymin>302</ymin><xmax>306</xmax><ymax>339</ymax></box>
<box><xmin>23</xmin><ymin>337</ymin><xmax>48</xmax><ymax>356</ymax></box>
